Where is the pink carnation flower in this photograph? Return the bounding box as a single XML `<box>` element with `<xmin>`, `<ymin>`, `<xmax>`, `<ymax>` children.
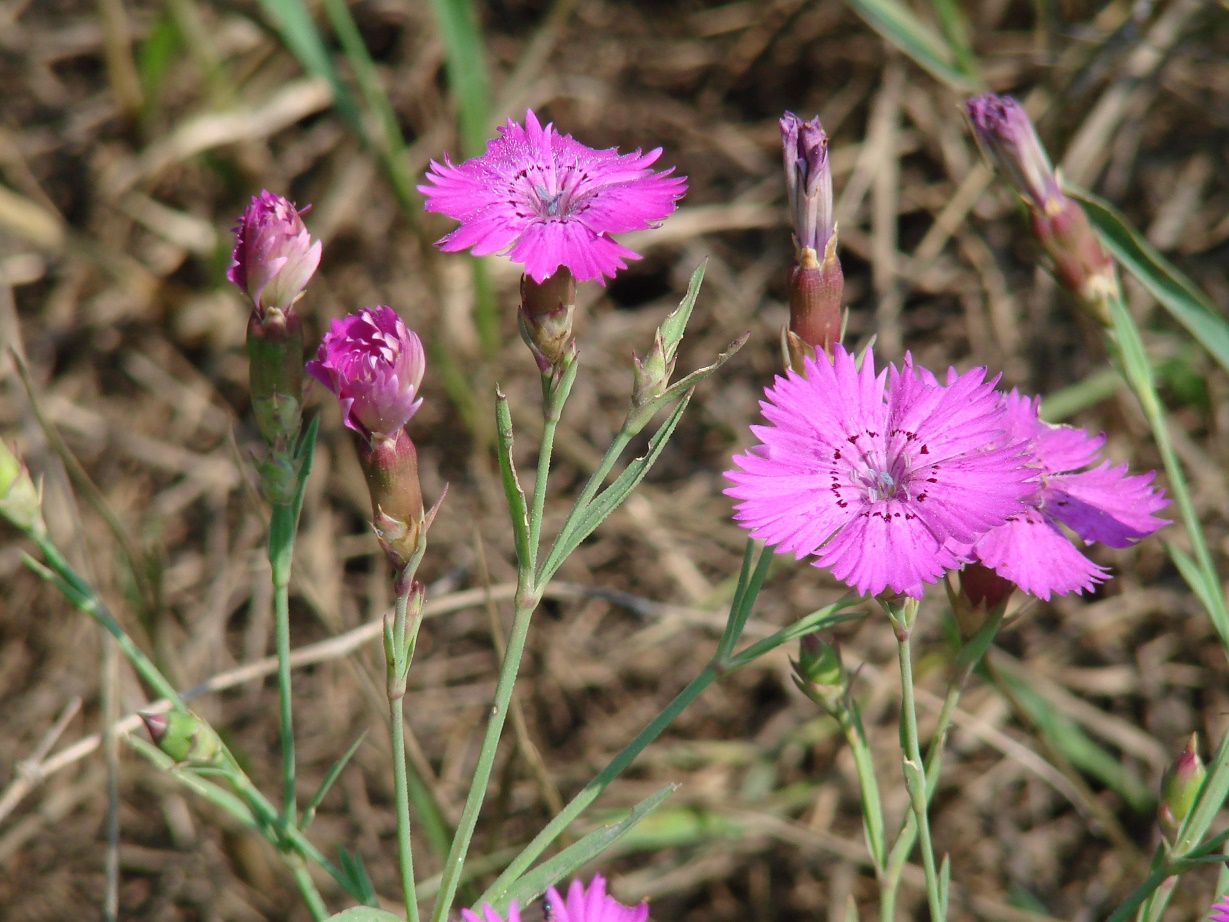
<box><xmin>419</xmin><ymin>110</ymin><xmax>687</xmax><ymax>284</ymax></box>
<box><xmin>963</xmin><ymin>391</ymin><xmax>1168</xmax><ymax>599</ymax></box>
<box><xmin>544</xmin><ymin>875</ymin><xmax>648</xmax><ymax>922</ymax></box>
<box><xmin>228</xmin><ymin>190</ymin><xmax>322</xmax><ymax>313</ymax></box>
<box><xmin>725</xmin><ymin>346</ymin><xmax>1035</xmax><ymax>598</ymax></box>
<box><xmin>306</xmin><ymin>306</ymin><xmax>425</xmax><ymax>442</ymax></box>
<box><xmin>461</xmin><ymin>904</ymin><xmax>521</xmax><ymax>922</ymax></box>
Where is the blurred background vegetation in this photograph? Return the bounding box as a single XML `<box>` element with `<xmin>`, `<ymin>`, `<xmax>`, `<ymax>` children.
<box><xmin>1</xmin><ymin>0</ymin><xmax>1228</xmax><ymax>919</ymax></box>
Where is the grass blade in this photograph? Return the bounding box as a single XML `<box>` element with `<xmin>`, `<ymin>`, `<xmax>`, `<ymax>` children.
<box><xmin>839</xmin><ymin>0</ymin><xmax>979</xmax><ymax>91</ymax></box>
<box><xmin>1071</xmin><ymin>187</ymin><xmax>1229</xmax><ymax>378</ymax></box>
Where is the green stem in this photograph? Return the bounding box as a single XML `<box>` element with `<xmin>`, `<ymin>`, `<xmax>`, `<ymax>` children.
<box><xmin>881</xmin><ymin>607</ymin><xmax>1003</xmax><ymax>918</ymax></box>
<box><xmin>891</xmin><ymin>601</ymin><xmax>945</xmax><ymax>921</ymax></box>
<box><xmin>270</xmin><ymin>502</ymin><xmax>298</xmax><ymax>826</ymax></box>
<box><xmin>390</xmin><ymin>588</ymin><xmax>421</xmax><ymax>922</ymax></box>
<box><xmin>30</xmin><ymin>532</ymin><xmax>184</xmax><ymax>708</ymax></box>
<box><xmin>431</xmin><ymin>366</ymin><xmax>576</xmax><ymax>922</ymax></box>
<box><xmin>528</xmin><ymin>358</ymin><xmax>579</xmax><ymax>570</ymax></box>
<box><xmin>480</xmin><ymin>599</ymin><xmax>860</xmax><ymax>907</ymax></box>
<box><xmin>430</xmin><ymin>593</ymin><xmax>537</xmax><ymax>922</ymax></box>
<box><xmin>1105</xmin><ymin>294</ymin><xmax>1229</xmax><ymax>646</ymax></box>
<box><xmin>289</xmin><ymin>856</ymin><xmax>329</xmax><ymax>921</ymax></box>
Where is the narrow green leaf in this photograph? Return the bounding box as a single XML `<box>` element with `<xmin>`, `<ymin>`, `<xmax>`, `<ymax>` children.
<box><xmin>839</xmin><ymin>0</ymin><xmax>978</xmax><ymax>91</ymax></box>
<box><xmin>426</xmin><ymin>0</ymin><xmax>492</xmax><ymax>157</ymax></box>
<box><xmin>1167</xmin><ymin>543</ymin><xmax>1219</xmax><ymax>625</ymax></box>
<box><xmin>1071</xmin><ymin>188</ymin><xmax>1229</xmax><ymax>377</ymax></box>
<box><xmin>997</xmin><ymin>668</ymin><xmax>1152</xmax><ymax>811</ymax></box>
<box><xmin>926</xmin><ymin>0</ymin><xmax>980</xmax><ymax>83</ymax></box>
<box><xmin>479</xmin><ymin>784</ymin><xmax>676</xmax><ymax>912</ymax></box>
<box><xmin>324</xmin><ymin>909</ymin><xmax>403</xmax><ymax>922</ymax></box>
<box><xmin>136</xmin><ymin>13</ymin><xmax>181</xmax><ymax>105</ymax></box>
<box><xmin>658</xmin><ymin>260</ymin><xmax>708</xmax><ymax>361</ymax></box>
<box><xmin>301</xmin><ymin>733</ymin><xmax>367</xmax><ymax>832</ymax></box>
<box><xmin>938</xmin><ymin>853</ymin><xmax>951</xmax><ymax>918</ymax></box>
<box><xmin>495</xmin><ymin>389</ymin><xmax>532</xmax><ymax>567</ymax></box>
<box><xmin>540</xmin><ymin>394</ymin><xmax>691</xmax><ymax>585</ymax></box>
<box><xmin>254</xmin><ymin>0</ymin><xmax>361</xmax><ymax>128</ymax></box>
<box><xmin>336</xmin><ymin>846</ymin><xmax>380</xmax><ymax>907</ymax></box>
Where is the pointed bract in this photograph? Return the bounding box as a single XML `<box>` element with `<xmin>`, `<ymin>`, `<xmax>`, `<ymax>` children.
<box><xmin>419</xmin><ymin>110</ymin><xmax>687</xmax><ymax>284</ymax></box>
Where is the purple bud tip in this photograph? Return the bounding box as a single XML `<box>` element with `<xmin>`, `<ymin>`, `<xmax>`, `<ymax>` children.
<box><xmin>964</xmin><ymin>93</ymin><xmax>1061</xmax><ymax>210</ymax></box>
<box><xmin>779</xmin><ymin>111</ymin><xmax>834</xmax><ymax>256</ymax></box>
<box><xmin>140</xmin><ymin>711</ymin><xmax>168</xmax><ymax>744</ymax></box>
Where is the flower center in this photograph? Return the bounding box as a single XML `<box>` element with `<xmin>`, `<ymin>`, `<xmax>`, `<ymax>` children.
<box><xmin>512</xmin><ymin>162</ymin><xmax>593</xmax><ymax>223</ymax></box>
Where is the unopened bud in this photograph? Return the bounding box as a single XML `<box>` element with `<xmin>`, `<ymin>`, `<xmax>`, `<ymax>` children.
<box><xmin>1158</xmin><ymin>733</ymin><xmax>1205</xmax><ymax>839</ymax></box>
<box><xmin>631</xmin><ymin>329</ymin><xmax>675</xmax><ymax>407</ymax></box>
<box><xmin>965</xmin><ymin>94</ymin><xmax>1116</xmax><ymax>326</ymax></box>
<box><xmin>358</xmin><ymin>429</ymin><xmax>426</xmax><ymax>570</ymax></box>
<box><xmin>792</xmin><ymin>634</ymin><xmax>849</xmax><ymax>716</ymax></box>
<box><xmin>780</xmin><ymin>113</ymin><xmax>843</xmax><ymax>365</ymax></box>
<box><xmin>948</xmin><ymin>564</ymin><xmax>1016</xmax><ymax>640</ymax></box>
<box><xmin>0</xmin><ymin>441</ymin><xmax>43</xmax><ymax>534</ymax></box>
<box><xmin>1031</xmin><ymin>200</ymin><xmax>1117</xmax><ymax>325</ymax></box>
<box><xmin>228</xmin><ymin>191</ymin><xmax>321</xmax><ymax>317</ymax></box>
<box><xmin>140</xmin><ymin>709</ymin><xmax>224</xmax><ymax>766</ymax></box>
<box><xmin>518</xmin><ymin>269</ymin><xmax>576</xmax><ymax>373</ymax></box>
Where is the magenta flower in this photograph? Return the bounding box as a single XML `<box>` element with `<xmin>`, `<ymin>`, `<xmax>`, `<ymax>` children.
<box><xmin>726</xmin><ymin>346</ymin><xmax>1035</xmax><ymax>598</ymax></box>
<box><xmin>963</xmin><ymin>391</ymin><xmax>1168</xmax><ymax>600</ymax></box>
<box><xmin>228</xmin><ymin>190</ymin><xmax>322</xmax><ymax>313</ymax></box>
<box><xmin>461</xmin><ymin>903</ymin><xmax>521</xmax><ymax>922</ymax></box>
<box><xmin>419</xmin><ymin>110</ymin><xmax>687</xmax><ymax>284</ymax></box>
<box><xmin>544</xmin><ymin>875</ymin><xmax>648</xmax><ymax>922</ymax></box>
<box><xmin>1211</xmin><ymin>896</ymin><xmax>1229</xmax><ymax>922</ymax></box>
<box><xmin>306</xmin><ymin>306</ymin><xmax>426</xmax><ymax>442</ymax></box>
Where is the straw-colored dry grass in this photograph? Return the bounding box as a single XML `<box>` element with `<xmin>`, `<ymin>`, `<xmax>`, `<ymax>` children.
<box><xmin>2</xmin><ymin>0</ymin><xmax>1228</xmax><ymax>919</ymax></box>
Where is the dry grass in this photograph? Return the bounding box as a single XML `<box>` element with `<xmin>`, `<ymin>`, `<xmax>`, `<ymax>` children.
<box><xmin>2</xmin><ymin>0</ymin><xmax>1229</xmax><ymax>919</ymax></box>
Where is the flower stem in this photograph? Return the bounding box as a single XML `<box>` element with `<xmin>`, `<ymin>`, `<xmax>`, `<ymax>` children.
<box><xmin>269</xmin><ymin>501</ymin><xmax>299</xmax><ymax>827</ymax></box>
<box><xmin>430</xmin><ymin>368</ymin><xmax>574</xmax><ymax>922</ymax></box>
<box><xmin>29</xmin><ymin>531</ymin><xmax>184</xmax><ymax>708</ymax></box>
<box><xmin>880</xmin><ymin>607</ymin><xmax>1003</xmax><ymax>918</ymax></box>
<box><xmin>389</xmin><ymin>585</ymin><xmax>422</xmax><ymax>922</ymax></box>
<box><xmin>479</xmin><ymin>595</ymin><xmax>860</xmax><ymax>907</ymax></box>
<box><xmin>889</xmin><ymin>600</ymin><xmax>945</xmax><ymax>921</ymax></box>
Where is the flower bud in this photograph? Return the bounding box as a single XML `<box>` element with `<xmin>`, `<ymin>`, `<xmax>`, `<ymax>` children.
<box><xmin>228</xmin><ymin>191</ymin><xmax>321</xmax><ymax>316</ymax></box>
<box><xmin>792</xmin><ymin>633</ymin><xmax>849</xmax><ymax>716</ymax></box>
<box><xmin>357</xmin><ymin>428</ymin><xmax>426</xmax><ymax>570</ymax></box>
<box><xmin>964</xmin><ymin>94</ymin><xmax>1062</xmax><ymax>212</ymax></box>
<box><xmin>518</xmin><ymin>269</ymin><xmax>576</xmax><ymax>374</ymax></box>
<box><xmin>948</xmin><ymin>563</ymin><xmax>1016</xmax><ymax>639</ymax></box>
<box><xmin>0</xmin><ymin>441</ymin><xmax>43</xmax><ymax>534</ymax></box>
<box><xmin>964</xmin><ymin>94</ymin><xmax>1116</xmax><ymax>325</ymax></box>
<box><xmin>1158</xmin><ymin>733</ymin><xmax>1205</xmax><ymax>840</ymax></box>
<box><xmin>1030</xmin><ymin>200</ymin><xmax>1118</xmax><ymax>324</ymax></box>
<box><xmin>306</xmin><ymin>306</ymin><xmax>426</xmax><ymax>445</ymax></box>
<box><xmin>780</xmin><ymin>112</ymin><xmax>843</xmax><ymax>365</ymax></box>
<box><xmin>140</xmin><ymin>709</ymin><xmax>225</xmax><ymax>766</ymax></box>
